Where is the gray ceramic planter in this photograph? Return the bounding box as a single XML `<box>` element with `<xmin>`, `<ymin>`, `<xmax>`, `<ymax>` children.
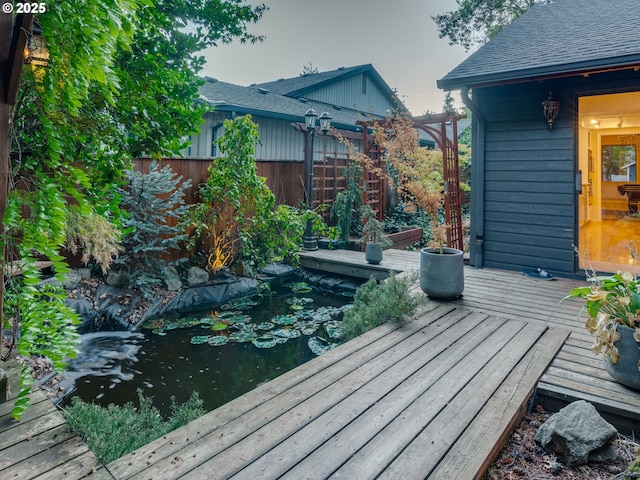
<box><xmin>603</xmin><ymin>324</ymin><xmax>640</xmax><ymax>390</ymax></box>
<box><xmin>365</xmin><ymin>242</ymin><xmax>384</xmax><ymax>265</ymax></box>
<box><xmin>419</xmin><ymin>247</ymin><xmax>464</xmax><ymax>300</ymax></box>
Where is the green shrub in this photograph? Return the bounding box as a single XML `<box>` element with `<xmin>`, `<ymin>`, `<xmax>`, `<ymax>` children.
<box><xmin>340</xmin><ymin>273</ymin><xmax>421</xmax><ymax>341</ymax></box>
<box><xmin>63</xmin><ymin>390</ymin><xmax>204</xmax><ymax>464</ymax></box>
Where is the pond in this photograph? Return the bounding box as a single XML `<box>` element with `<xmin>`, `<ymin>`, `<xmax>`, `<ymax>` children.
<box><xmin>58</xmin><ymin>278</ymin><xmax>355</xmax><ymax>416</ymax></box>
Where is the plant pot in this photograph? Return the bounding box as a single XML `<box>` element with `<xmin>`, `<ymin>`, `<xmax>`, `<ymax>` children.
<box><xmin>419</xmin><ymin>247</ymin><xmax>464</xmax><ymax>300</ymax></box>
<box><xmin>365</xmin><ymin>242</ymin><xmax>384</xmax><ymax>265</ymax></box>
<box><xmin>603</xmin><ymin>324</ymin><xmax>640</xmax><ymax>390</ymax></box>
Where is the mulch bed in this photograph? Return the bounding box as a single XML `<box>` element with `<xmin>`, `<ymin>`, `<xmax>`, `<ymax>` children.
<box><xmin>483</xmin><ymin>404</ymin><xmax>639</xmax><ymax>480</ymax></box>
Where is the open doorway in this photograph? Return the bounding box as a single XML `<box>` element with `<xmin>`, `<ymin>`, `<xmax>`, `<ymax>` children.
<box><xmin>578</xmin><ymin>92</ymin><xmax>640</xmax><ymax>273</ymax></box>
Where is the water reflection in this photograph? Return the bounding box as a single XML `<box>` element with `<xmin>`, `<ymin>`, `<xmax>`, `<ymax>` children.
<box><xmin>59</xmin><ymin>286</ymin><xmax>351</xmax><ymax>416</ymax></box>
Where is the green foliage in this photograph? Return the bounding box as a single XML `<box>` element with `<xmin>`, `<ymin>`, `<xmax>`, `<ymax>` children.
<box><xmin>359</xmin><ymin>205</ymin><xmax>392</xmax><ymax>247</ymax></box>
<box><xmin>432</xmin><ymin>0</ymin><xmax>537</xmax><ymax>50</ymax></box>
<box><xmin>190</xmin><ymin>116</ymin><xmax>326</xmax><ymax>270</ymax></box>
<box><xmin>66</xmin><ymin>206</ymin><xmax>122</xmax><ymax>273</ymax></box>
<box><xmin>63</xmin><ymin>389</ymin><xmax>205</xmax><ymax>464</ymax></box>
<box><xmin>113</xmin><ymin>162</ymin><xmax>191</xmax><ymax>295</ymax></box>
<box><xmin>3</xmin><ymin>176</ymin><xmax>82</xmax><ymax>419</ymax></box>
<box><xmin>624</xmin><ymin>452</ymin><xmax>640</xmax><ymax>477</ymax></box>
<box><xmin>340</xmin><ymin>274</ymin><xmax>421</xmax><ymax>341</ymax></box>
<box><xmin>6</xmin><ymin>0</ymin><xmax>268</xmax><ymax>419</ymax></box>
<box><xmin>330</xmin><ymin>162</ymin><xmax>364</xmax><ymax>246</ymax></box>
<box><xmin>189</xmin><ymin>115</ymin><xmax>274</xmax><ymax>269</ymax></box>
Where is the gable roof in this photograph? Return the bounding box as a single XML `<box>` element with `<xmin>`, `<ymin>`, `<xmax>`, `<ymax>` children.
<box><xmin>438</xmin><ymin>0</ymin><xmax>640</xmax><ymax>90</ymax></box>
<box><xmin>198</xmin><ymin>77</ymin><xmax>378</xmax><ymax>131</ymax></box>
<box><xmin>254</xmin><ymin>64</ymin><xmax>402</xmax><ymax>105</ymax></box>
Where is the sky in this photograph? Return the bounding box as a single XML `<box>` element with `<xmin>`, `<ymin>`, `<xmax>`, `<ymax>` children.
<box><xmin>202</xmin><ymin>0</ymin><xmax>472</xmax><ymax>116</ymax></box>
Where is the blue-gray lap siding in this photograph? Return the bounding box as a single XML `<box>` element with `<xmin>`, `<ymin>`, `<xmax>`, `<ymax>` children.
<box><xmin>473</xmin><ymin>83</ymin><xmax>577</xmax><ymax>275</ymax></box>
<box><xmin>472</xmin><ymin>70</ymin><xmax>640</xmax><ymax>276</ymax></box>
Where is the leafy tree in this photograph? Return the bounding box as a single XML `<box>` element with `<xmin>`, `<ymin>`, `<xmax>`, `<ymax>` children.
<box><xmin>432</xmin><ymin>0</ymin><xmax>538</xmax><ymax>50</ymax></box>
<box><xmin>4</xmin><ymin>0</ymin><xmax>267</xmax><ymax>419</ymax></box>
<box><xmin>443</xmin><ymin>91</ymin><xmax>457</xmax><ymax>114</ymax></box>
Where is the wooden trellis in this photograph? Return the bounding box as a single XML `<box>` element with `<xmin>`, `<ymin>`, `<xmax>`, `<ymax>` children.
<box><xmin>359</xmin><ymin>113</ymin><xmax>466</xmax><ymax>251</ymax></box>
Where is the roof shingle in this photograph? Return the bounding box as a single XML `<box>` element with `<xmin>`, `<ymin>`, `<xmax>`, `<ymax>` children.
<box><xmin>438</xmin><ymin>0</ymin><xmax>640</xmax><ymax>89</ymax></box>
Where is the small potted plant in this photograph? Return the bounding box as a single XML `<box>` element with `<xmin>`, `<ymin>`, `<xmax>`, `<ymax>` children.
<box><xmin>358</xmin><ymin>205</ymin><xmax>392</xmax><ymax>264</ymax></box>
<box><xmin>564</xmin><ymin>244</ymin><xmax>640</xmax><ymax>389</ymax></box>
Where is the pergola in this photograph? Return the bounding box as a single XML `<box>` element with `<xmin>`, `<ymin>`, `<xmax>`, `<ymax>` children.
<box><xmin>359</xmin><ymin>113</ymin><xmax>466</xmax><ymax>252</ymax></box>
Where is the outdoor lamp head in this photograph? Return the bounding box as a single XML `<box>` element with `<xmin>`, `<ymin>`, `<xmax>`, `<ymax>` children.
<box><xmin>319</xmin><ymin>112</ymin><xmax>332</xmax><ymax>134</ymax></box>
<box><xmin>304</xmin><ymin>109</ymin><xmax>317</xmax><ymax>130</ymax></box>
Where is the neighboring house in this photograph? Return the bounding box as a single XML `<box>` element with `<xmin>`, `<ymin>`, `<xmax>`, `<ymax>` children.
<box><xmin>438</xmin><ymin>0</ymin><xmax>640</xmax><ymax>276</ymax></box>
<box><xmin>185</xmin><ymin>64</ymin><xmax>413</xmax><ymax>213</ymax></box>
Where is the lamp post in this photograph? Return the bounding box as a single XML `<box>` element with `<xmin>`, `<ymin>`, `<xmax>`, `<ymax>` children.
<box><xmin>302</xmin><ymin>109</ymin><xmax>332</xmax><ymax>250</ymax></box>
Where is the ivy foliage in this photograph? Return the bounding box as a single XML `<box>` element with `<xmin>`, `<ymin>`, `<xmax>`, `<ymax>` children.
<box><xmin>432</xmin><ymin>0</ymin><xmax>538</xmax><ymax>50</ymax></box>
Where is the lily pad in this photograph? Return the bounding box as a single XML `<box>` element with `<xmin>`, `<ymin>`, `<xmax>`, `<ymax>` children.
<box><xmin>252</xmin><ymin>334</ymin><xmax>278</xmax><ymax>349</ymax></box>
<box><xmin>222</xmin><ymin>314</ymin><xmax>252</xmax><ymax>325</ymax></box>
<box><xmin>190</xmin><ymin>335</ymin><xmax>210</xmax><ymax>345</ymax></box>
<box><xmin>211</xmin><ymin>322</ymin><xmax>228</xmax><ymax>331</ymax></box>
<box><xmin>256</xmin><ymin>322</ymin><xmax>275</xmax><ymax>331</ymax></box>
<box><xmin>273</xmin><ymin>328</ymin><xmax>301</xmax><ymax>339</ymax></box>
<box><xmin>294</xmin><ymin>321</ymin><xmax>318</xmax><ymax>336</ymax></box>
<box><xmin>289</xmin><ymin>282</ymin><xmax>312</xmax><ymax>294</ymax></box>
<box><xmin>207</xmin><ymin>336</ymin><xmax>229</xmax><ymax>346</ymax></box>
<box><xmin>308</xmin><ymin>336</ymin><xmax>336</xmax><ymax>356</ymax></box>
<box><xmin>271</xmin><ymin>314</ymin><xmax>297</xmax><ymax>326</ymax></box>
<box><xmin>228</xmin><ymin>330</ymin><xmax>256</xmax><ymax>343</ymax></box>
<box><xmin>324</xmin><ymin>320</ymin><xmax>343</xmax><ymax>340</ymax></box>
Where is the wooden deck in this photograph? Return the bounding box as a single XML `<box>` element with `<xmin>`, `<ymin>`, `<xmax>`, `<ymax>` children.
<box><xmin>0</xmin><ymin>357</ymin><xmax>114</xmax><ymax>480</ymax></box>
<box><xmin>301</xmin><ymin>248</ymin><xmax>640</xmax><ymax>432</ymax></box>
<box><xmin>107</xmin><ymin>303</ymin><xmax>566</xmax><ymax>479</ymax></box>
<box><xmin>2</xmin><ymin>248</ymin><xmax>639</xmax><ymax>479</ymax></box>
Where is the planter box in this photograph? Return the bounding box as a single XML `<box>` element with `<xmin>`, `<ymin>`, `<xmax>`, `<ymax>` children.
<box><xmin>387</xmin><ymin>227</ymin><xmax>423</xmax><ymax>250</ymax></box>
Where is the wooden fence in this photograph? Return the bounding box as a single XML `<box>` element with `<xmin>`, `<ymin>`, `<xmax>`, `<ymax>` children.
<box><xmin>133</xmin><ymin>156</ymin><xmax>385</xmax><ymax>220</ymax></box>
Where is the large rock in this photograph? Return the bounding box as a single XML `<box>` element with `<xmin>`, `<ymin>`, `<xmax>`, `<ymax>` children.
<box><xmin>162</xmin><ymin>266</ymin><xmax>183</xmax><ymax>291</ymax></box>
<box><xmin>187</xmin><ymin>266</ymin><xmax>210</xmax><ymax>286</ymax></box>
<box><xmin>534</xmin><ymin>400</ymin><xmax>618</xmax><ymax>466</ymax></box>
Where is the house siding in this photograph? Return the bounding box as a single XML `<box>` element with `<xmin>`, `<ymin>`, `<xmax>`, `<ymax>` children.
<box><xmin>303</xmin><ymin>74</ymin><xmax>396</xmax><ymax>117</ymax></box>
<box><xmin>475</xmin><ymin>83</ymin><xmax>576</xmax><ymax>274</ymax></box>
<box><xmin>472</xmin><ymin>70</ymin><xmax>640</xmax><ymax>275</ymax></box>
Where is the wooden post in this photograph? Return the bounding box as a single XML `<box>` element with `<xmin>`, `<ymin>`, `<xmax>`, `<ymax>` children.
<box><xmin>0</xmin><ymin>12</ymin><xmax>33</xmax><ymax>379</ymax></box>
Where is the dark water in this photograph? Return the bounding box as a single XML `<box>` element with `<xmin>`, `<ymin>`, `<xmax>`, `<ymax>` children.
<box><xmin>59</xmin><ymin>285</ymin><xmax>352</xmax><ymax>416</ymax></box>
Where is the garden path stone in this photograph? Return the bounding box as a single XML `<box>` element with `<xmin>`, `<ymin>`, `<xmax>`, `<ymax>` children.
<box><xmin>534</xmin><ymin>400</ymin><xmax>618</xmax><ymax>466</ymax></box>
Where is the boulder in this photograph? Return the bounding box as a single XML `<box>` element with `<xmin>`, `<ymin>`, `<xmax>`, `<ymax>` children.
<box><xmin>187</xmin><ymin>266</ymin><xmax>209</xmax><ymax>286</ymax></box>
<box><xmin>62</xmin><ymin>269</ymin><xmax>83</xmax><ymax>289</ymax></box>
<box><xmin>106</xmin><ymin>270</ymin><xmax>129</xmax><ymax>288</ymax></box>
<box><xmin>162</xmin><ymin>266</ymin><xmax>183</xmax><ymax>291</ymax></box>
<box><xmin>534</xmin><ymin>400</ymin><xmax>618</xmax><ymax>466</ymax></box>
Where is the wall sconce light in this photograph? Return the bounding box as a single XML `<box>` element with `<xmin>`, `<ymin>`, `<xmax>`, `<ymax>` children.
<box><xmin>542</xmin><ymin>92</ymin><xmax>560</xmax><ymax>129</ymax></box>
<box><xmin>24</xmin><ymin>33</ymin><xmax>49</xmax><ymax>67</ymax></box>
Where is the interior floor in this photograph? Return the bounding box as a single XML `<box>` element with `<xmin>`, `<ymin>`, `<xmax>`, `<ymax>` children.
<box><xmin>578</xmin><ymin>218</ymin><xmax>640</xmax><ymax>273</ymax></box>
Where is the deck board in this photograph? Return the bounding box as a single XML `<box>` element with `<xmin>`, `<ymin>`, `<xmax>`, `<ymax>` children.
<box><xmin>0</xmin><ymin>358</ymin><xmax>113</xmax><ymax>480</ymax></box>
<box><xmin>109</xmin><ymin>306</ymin><xmax>567</xmax><ymax>480</ymax></box>
<box><xmin>3</xmin><ymin>247</ymin><xmax>639</xmax><ymax>479</ymax></box>
<box><xmin>301</xmin><ymin>248</ymin><xmax>640</xmax><ymax>433</ymax></box>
